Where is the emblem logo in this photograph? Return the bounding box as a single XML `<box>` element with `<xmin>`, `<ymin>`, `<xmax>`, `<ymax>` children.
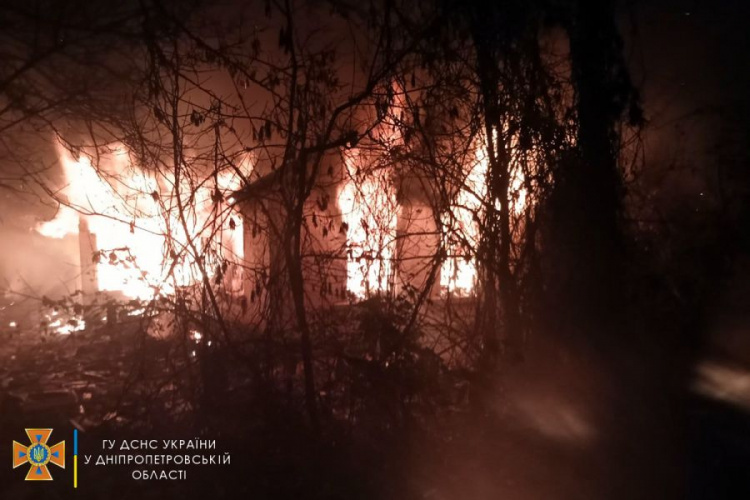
<box><xmin>12</xmin><ymin>429</ymin><xmax>65</xmax><ymax>480</ymax></box>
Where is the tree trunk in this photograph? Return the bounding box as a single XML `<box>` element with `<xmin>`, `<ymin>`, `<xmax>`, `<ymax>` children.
<box><xmin>566</xmin><ymin>0</ymin><xmax>626</xmax><ymax>324</ymax></box>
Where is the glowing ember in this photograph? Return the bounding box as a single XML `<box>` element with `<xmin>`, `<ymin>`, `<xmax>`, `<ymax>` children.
<box><xmin>42</xmin><ymin>308</ymin><xmax>86</xmax><ymax>335</ymax></box>
<box><xmin>49</xmin><ymin>318</ymin><xmax>86</xmax><ymax>335</ymax></box>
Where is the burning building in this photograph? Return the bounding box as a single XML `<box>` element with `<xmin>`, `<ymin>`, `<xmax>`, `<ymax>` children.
<box><xmin>31</xmin><ymin>109</ymin><xmax>534</xmax><ymax>342</ymax></box>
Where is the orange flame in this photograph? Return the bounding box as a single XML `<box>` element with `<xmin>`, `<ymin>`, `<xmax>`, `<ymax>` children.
<box><xmin>440</xmin><ymin>131</ymin><xmax>528</xmax><ymax>296</ymax></box>
<box><xmin>338</xmin><ymin>151</ymin><xmax>398</xmax><ymax>299</ymax></box>
<box><xmin>38</xmin><ymin>142</ymin><xmax>246</xmax><ymax>301</ymax></box>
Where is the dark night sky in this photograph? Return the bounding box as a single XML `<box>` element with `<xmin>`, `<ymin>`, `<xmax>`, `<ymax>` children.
<box><xmin>617</xmin><ymin>0</ymin><xmax>750</xmax><ymax>225</ymax></box>
<box><xmin>1</xmin><ymin>2</ymin><xmax>750</xmax><ymax>499</ymax></box>
<box><xmin>2</xmin><ymin>0</ymin><xmax>750</xmax><ymax>299</ymax></box>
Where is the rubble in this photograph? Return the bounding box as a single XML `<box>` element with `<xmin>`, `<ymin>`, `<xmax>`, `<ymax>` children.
<box><xmin>0</xmin><ymin>313</ymin><xmax>183</xmax><ymax>430</ymax></box>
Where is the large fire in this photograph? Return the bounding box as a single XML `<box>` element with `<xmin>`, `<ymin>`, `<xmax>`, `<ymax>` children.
<box><xmin>38</xmin><ymin>142</ymin><xmax>245</xmax><ymax>303</ymax></box>
<box><xmin>439</xmin><ymin>145</ymin><xmax>488</xmax><ymax>297</ymax></box>
<box><xmin>40</xmin><ymin>127</ymin><xmax>524</xmax><ymax>321</ymax></box>
<box><xmin>440</xmin><ymin>132</ymin><xmax>528</xmax><ymax>297</ymax></box>
<box><xmin>338</xmin><ymin>151</ymin><xmax>398</xmax><ymax>299</ymax></box>
<box><xmin>338</xmin><ymin>131</ymin><xmax>528</xmax><ymax>300</ymax></box>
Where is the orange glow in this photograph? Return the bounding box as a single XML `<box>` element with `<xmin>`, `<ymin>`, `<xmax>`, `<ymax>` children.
<box><xmin>440</xmin><ymin>132</ymin><xmax>528</xmax><ymax>296</ymax></box>
<box><xmin>38</xmin><ymin>142</ymin><xmax>247</xmax><ymax>301</ymax></box>
<box><xmin>338</xmin><ymin>151</ymin><xmax>398</xmax><ymax>299</ymax></box>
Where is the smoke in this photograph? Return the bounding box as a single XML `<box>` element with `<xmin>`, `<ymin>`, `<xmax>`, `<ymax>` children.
<box><xmin>0</xmin><ymin>220</ymin><xmax>81</xmax><ymax>301</ymax></box>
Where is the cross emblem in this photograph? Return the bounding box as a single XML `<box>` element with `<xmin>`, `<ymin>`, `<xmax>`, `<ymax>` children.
<box><xmin>13</xmin><ymin>429</ymin><xmax>65</xmax><ymax>480</ymax></box>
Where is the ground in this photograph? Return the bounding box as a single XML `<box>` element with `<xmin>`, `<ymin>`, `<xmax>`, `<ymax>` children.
<box><xmin>0</xmin><ymin>287</ymin><xmax>749</xmax><ymax>499</ymax></box>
